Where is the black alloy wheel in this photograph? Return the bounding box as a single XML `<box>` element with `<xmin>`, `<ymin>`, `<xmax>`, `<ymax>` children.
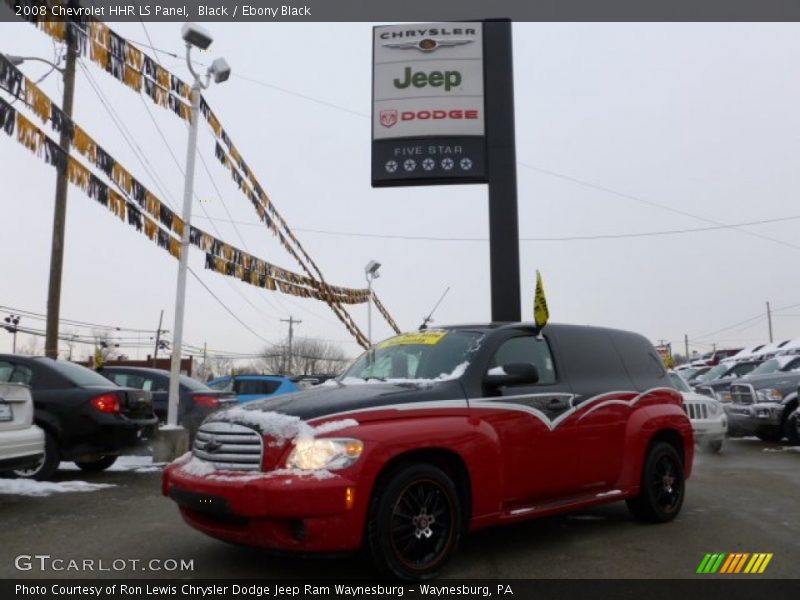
<box><xmin>368</xmin><ymin>464</ymin><xmax>462</xmax><ymax>580</ymax></box>
<box><xmin>627</xmin><ymin>441</ymin><xmax>685</xmax><ymax>523</ymax></box>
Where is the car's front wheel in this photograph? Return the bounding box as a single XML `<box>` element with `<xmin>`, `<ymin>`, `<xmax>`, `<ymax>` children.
<box><xmin>13</xmin><ymin>430</ymin><xmax>60</xmax><ymax>481</ymax></box>
<box><xmin>367</xmin><ymin>464</ymin><xmax>462</xmax><ymax>580</ymax></box>
<box><xmin>627</xmin><ymin>441</ymin><xmax>685</xmax><ymax>523</ymax></box>
<box><xmin>784</xmin><ymin>412</ymin><xmax>800</xmax><ymax>446</ymax></box>
<box><xmin>75</xmin><ymin>455</ymin><xmax>118</xmax><ymax>472</ymax></box>
<box><xmin>756</xmin><ymin>428</ymin><xmax>783</xmax><ymax>443</ymax></box>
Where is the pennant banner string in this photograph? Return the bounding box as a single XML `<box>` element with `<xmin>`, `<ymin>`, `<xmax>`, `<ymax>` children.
<box><xmin>5</xmin><ymin>3</ymin><xmax>395</xmax><ymax>341</ymax></box>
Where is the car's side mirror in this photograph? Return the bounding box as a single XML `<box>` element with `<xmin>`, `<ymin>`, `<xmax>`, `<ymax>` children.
<box><xmin>484</xmin><ymin>362</ymin><xmax>539</xmax><ymax>387</ymax></box>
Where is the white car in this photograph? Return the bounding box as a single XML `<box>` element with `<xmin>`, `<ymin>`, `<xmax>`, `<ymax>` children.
<box><xmin>0</xmin><ymin>383</ymin><xmax>45</xmax><ymax>473</ymax></box>
<box><xmin>669</xmin><ymin>372</ymin><xmax>727</xmax><ymax>452</ymax></box>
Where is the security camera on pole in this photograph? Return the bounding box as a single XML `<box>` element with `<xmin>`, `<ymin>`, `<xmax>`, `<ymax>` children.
<box><xmin>155</xmin><ymin>23</ymin><xmax>231</xmax><ymax>462</ymax></box>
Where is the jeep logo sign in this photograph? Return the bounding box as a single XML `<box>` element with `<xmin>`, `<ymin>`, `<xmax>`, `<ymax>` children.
<box><xmin>393</xmin><ymin>68</ymin><xmax>463</xmax><ymax>92</ymax></box>
<box><xmin>373</xmin><ymin>22</ymin><xmax>487</xmax><ymax>186</ymax></box>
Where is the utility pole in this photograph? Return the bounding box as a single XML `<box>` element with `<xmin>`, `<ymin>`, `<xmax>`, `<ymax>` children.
<box><xmin>202</xmin><ymin>341</ymin><xmax>207</xmax><ymax>381</ymax></box>
<box><xmin>152</xmin><ymin>309</ymin><xmax>164</xmax><ymax>368</ymax></box>
<box><xmin>684</xmin><ymin>334</ymin><xmax>689</xmax><ymax>362</ymax></box>
<box><xmin>44</xmin><ymin>20</ymin><xmax>78</xmax><ymax>359</ymax></box>
<box><xmin>280</xmin><ymin>316</ymin><xmax>301</xmax><ymax>375</ymax></box>
<box><xmin>766</xmin><ymin>301</ymin><xmax>773</xmax><ymax>343</ymax></box>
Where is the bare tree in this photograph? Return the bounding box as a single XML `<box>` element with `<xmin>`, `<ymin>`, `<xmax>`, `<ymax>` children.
<box><xmin>92</xmin><ymin>329</ymin><xmax>121</xmax><ymax>363</ymax></box>
<box><xmin>258</xmin><ymin>337</ymin><xmax>350</xmax><ymax>376</ymax></box>
<box><xmin>202</xmin><ymin>357</ymin><xmax>234</xmax><ymax>381</ymax></box>
<box><xmin>16</xmin><ymin>334</ymin><xmax>43</xmax><ymax>356</ymax></box>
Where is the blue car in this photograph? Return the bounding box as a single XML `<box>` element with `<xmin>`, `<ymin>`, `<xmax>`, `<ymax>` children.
<box><xmin>206</xmin><ymin>375</ymin><xmax>300</xmax><ymax>403</ymax></box>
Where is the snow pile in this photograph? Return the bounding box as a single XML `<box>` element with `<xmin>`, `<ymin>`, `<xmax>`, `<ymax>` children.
<box><xmin>337</xmin><ymin>361</ymin><xmax>470</xmax><ymax>387</ymax></box>
<box><xmin>178</xmin><ymin>457</ymin><xmax>336</xmax><ymax>482</ymax></box>
<box><xmin>180</xmin><ymin>456</ymin><xmax>217</xmax><ymax>477</ymax></box>
<box><xmin>210</xmin><ymin>409</ymin><xmax>358</xmax><ymax>442</ymax></box>
<box><xmin>312</xmin><ymin>418</ymin><xmax>359</xmax><ymax>435</ymax></box>
<box><xmin>0</xmin><ymin>478</ymin><xmax>116</xmax><ymax>497</ymax></box>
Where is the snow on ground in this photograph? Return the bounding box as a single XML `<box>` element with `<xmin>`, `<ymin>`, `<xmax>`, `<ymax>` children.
<box><xmin>58</xmin><ymin>455</ymin><xmax>165</xmax><ymax>473</ymax></box>
<box><xmin>0</xmin><ymin>478</ymin><xmax>116</xmax><ymax>497</ymax></box>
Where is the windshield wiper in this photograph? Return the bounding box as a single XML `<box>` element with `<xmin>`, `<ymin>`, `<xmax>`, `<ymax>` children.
<box><xmin>363</xmin><ymin>376</ymin><xmax>387</xmax><ymax>382</ymax></box>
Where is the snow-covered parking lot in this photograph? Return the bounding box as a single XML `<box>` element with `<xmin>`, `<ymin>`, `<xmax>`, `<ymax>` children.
<box><xmin>1</xmin><ymin>439</ymin><xmax>798</xmax><ymax>579</ymax></box>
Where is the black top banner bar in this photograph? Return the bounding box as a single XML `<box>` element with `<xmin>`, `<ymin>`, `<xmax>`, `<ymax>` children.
<box><xmin>4</xmin><ymin>0</ymin><xmax>800</xmax><ymax>22</ymax></box>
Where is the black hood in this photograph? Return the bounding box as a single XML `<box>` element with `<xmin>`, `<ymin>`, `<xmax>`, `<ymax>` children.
<box><xmin>225</xmin><ymin>379</ymin><xmax>466</xmax><ymax>422</ymax></box>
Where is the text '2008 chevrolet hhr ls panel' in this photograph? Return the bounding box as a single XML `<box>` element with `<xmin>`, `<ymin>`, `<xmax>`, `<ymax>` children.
<box><xmin>163</xmin><ymin>323</ymin><xmax>693</xmax><ymax>580</ymax></box>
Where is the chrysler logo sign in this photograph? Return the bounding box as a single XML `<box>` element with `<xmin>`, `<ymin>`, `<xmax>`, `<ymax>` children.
<box><xmin>382</xmin><ymin>38</ymin><xmax>474</xmax><ymax>53</ymax></box>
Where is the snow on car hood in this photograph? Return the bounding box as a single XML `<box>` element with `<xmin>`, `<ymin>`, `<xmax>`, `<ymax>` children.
<box><xmin>209</xmin><ymin>378</ymin><xmax>466</xmax><ymax>424</ymax></box>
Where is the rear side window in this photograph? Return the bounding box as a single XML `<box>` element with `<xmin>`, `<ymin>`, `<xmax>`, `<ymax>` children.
<box><xmin>611</xmin><ymin>332</ymin><xmax>667</xmax><ymax>390</ymax></box>
<box><xmin>552</xmin><ymin>327</ymin><xmax>633</xmax><ymax>393</ymax></box>
<box><xmin>488</xmin><ymin>336</ymin><xmax>557</xmax><ymax>385</ymax></box>
<box><xmin>235</xmin><ymin>379</ymin><xmax>281</xmax><ymax>395</ymax></box>
<box><xmin>0</xmin><ymin>361</ymin><xmax>33</xmax><ymax>385</ymax></box>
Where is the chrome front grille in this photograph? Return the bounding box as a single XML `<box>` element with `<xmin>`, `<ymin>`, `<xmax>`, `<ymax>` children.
<box><xmin>193</xmin><ymin>421</ymin><xmax>263</xmax><ymax>471</ymax></box>
<box><xmin>730</xmin><ymin>384</ymin><xmax>756</xmax><ymax>405</ymax></box>
<box><xmin>684</xmin><ymin>402</ymin><xmax>709</xmax><ymax>420</ymax></box>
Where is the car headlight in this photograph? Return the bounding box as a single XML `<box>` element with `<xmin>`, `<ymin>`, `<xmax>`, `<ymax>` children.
<box><xmin>285</xmin><ymin>438</ymin><xmax>364</xmax><ymax>471</ymax></box>
<box><xmin>757</xmin><ymin>388</ymin><xmax>783</xmax><ymax>403</ymax></box>
<box><xmin>707</xmin><ymin>402</ymin><xmax>720</xmax><ymax>416</ymax></box>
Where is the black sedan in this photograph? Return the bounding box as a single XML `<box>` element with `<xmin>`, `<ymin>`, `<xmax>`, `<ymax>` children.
<box><xmin>0</xmin><ymin>354</ymin><xmax>157</xmax><ymax>480</ymax></box>
<box><xmin>98</xmin><ymin>367</ymin><xmax>236</xmax><ymax>438</ymax></box>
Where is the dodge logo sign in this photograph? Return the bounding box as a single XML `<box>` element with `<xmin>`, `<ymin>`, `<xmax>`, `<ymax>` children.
<box><xmin>379</xmin><ymin>110</ymin><xmax>398</xmax><ymax>128</ymax></box>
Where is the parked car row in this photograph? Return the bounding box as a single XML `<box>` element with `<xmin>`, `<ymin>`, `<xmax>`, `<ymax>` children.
<box><xmin>0</xmin><ymin>355</ymin><xmax>321</xmax><ymax>480</ymax></box>
<box><xmin>675</xmin><ymin>345</ymin><xmax>800</xmax><ymax>445</ymax></box>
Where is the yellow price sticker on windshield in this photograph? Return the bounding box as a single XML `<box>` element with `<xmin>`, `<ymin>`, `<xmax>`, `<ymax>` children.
<box><xmin>377</xmin><ymin>331</ymin><xmax>448</xmax><ymax>348</ymax></box>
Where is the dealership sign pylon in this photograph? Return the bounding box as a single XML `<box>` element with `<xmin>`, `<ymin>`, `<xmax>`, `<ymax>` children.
<box><xmin>372</xmin><ymin>20</ymin><xmax>521</xmax><ymax>321</ymax></box>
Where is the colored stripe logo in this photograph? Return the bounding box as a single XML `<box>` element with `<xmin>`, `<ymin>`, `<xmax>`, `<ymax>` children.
<box><xmin>697</xmin><ymin>553</ymin><xmax>773</xmax><ymax>574</ymax></box>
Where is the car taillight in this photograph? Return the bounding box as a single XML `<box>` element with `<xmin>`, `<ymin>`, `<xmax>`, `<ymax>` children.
<box><xmin>91</xmin><ymin>393</ymin><xmax>121</xmax><ymax>414</ymax></box>
<box><xmin>193</xmin><ymin>395</ymin><xmax>220</xmax><ymax>408</ymax></box>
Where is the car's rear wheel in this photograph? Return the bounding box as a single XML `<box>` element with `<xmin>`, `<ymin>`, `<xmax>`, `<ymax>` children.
<box><xmin>13</xmin><ymin>430</ymin><xmax>60</xmax><ymax>481</ymax></box>
<box><xmin>367</xmin><ymin>464</ymin><xmax>462</xmax><ymax>580</ymax></box>
<box><xmin>75</xmin><ymin>455</ymin><xmax>118</xmax><ymax>472</ymax></box>
<box><xmin>626</xmin><ymin>441</ymin><xmax>685</xmax><ymax>523</ymax></box>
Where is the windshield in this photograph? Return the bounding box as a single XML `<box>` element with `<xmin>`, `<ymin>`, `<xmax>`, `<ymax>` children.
<box><xmin>695</xmin><ymin>364</ymin><xmax>728</xmax><ymax>382</ymax></box>
<box><xmin>343</xmin><ymin>330</ymin><xmax>482</xmax><ymax>382</ymax></box>
<box><xmin>38</xmin><ymin>358</ymin><xmax>116</xmax><ymax>387</ymax></box>
<box><xmin>668</xmin><ymin>372</ymin><xmax>691</xmax><ymax>393</ymax></box>
<box><xmin>748</xmin><ymin>359</ymin><xmax>782</xmax><ymax>376</ymax></box>
<box><xmin>180</xmin><ymin>375</ymin><xmax>212</xmax><ymax>391</ymax></box>
<box><xmin>207</xmin><ymin>378</ymin><xmax>232</xmax><ymax>391</ymax></box>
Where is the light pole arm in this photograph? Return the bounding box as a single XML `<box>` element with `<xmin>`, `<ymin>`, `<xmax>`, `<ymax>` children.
<box><xmin>5</xmin><ymin>55</ymin><xmax>65</xmax><ymax>74</ymax></box>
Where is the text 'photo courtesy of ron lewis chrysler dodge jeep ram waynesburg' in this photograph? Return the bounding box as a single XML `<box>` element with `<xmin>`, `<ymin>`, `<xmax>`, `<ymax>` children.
<box><xmin>162</xmin><ymin>323</ymin><xmax>693</xmax><ymax>580</ymax></box>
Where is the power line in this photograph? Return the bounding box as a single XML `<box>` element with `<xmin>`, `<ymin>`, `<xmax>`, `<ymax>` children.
<box><xmin>187</xmin><ymin>267</ymin><xmax>273</xmax><ymax>346</ymax></box>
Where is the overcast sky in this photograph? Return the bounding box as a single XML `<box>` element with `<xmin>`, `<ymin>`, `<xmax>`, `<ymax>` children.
<box><xmin>1</xmin><ymin>22</ymin><xmax>800</xmax><ymax>362</ymax></box>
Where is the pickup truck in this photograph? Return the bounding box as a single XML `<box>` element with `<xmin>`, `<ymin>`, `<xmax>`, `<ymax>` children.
<box><xmin>726</xmin><ymin>355</ymin><xmax>800</xmax><ymax>444</ymax></box>
<box><xmin>163</xmin><ymin>323</ymin><xmax>693</xmax><ymax>580</ymax></box>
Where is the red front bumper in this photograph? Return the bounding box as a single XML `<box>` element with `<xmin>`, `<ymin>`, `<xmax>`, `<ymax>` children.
<box><xmin>162</xmin><ymin>463</ymin><xmax>367</xmax><ymax>552</ymax></box>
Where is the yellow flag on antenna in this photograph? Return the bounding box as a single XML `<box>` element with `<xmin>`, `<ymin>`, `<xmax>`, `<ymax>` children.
<box><xmin>534</xmin><ymin>270</ymin><xmax>549</xmax><ymax>328</ymax></box>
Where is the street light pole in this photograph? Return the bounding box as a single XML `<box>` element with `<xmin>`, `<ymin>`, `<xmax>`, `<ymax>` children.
<box><xmin>166</xmin><ymin>72</ymin><xmax>201</xmax><ymax>428</ymax></box>
<box><xmin>164</xmin><ymin>24</ymin><xmax>230</xmax><ymax>437</ymax></box>
<box><xmin>364</xmin><ymin>260</ymin><xmax>381</xmax><ymax>346</ymax></box>
<box><xmin>42</xmin><ymin>26</ymin><xmax>77</xmax><ymax>358</ymax></box>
